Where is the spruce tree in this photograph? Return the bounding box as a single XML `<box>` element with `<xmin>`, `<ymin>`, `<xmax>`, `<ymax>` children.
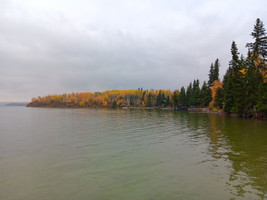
<box><xmin>180</xmin><ymin>86</ymin><xmax>186</xmax><ymax>106</ymax></box>
<box><xmin>213</xmin><ymin>59</ymin><xmax>220</xmax><ymax>82</ymax></box>
<box><xmin>256</xmin><ymin>82</ymin><xmax>267</xmax><ymax>116</ymax></box>
<box><xmin>246</xmin><ymin>18</ymin><xmax>267</xmax><ymax>59</ymax></box>
<box><xmin>156</xmin><ymin>91</ymin><xmax>163</xmax><ymax>106</ymax></box>
<box><xmin>186</xmin><ymin>83</ymin><xmax>192</xmax><ymax>107</ymax></box>
<box><xmin>208</xmin><ymin>59</ymin><xmax>220</xmax><ymax>86</ymax></box>
<box><xmin>172</xmin><ymin>90</ymin><xmax>179</xmax><ymax>107</ymax></box>
<box><xmin>166</xmin><ymin>96</ymin><xmax>171</xmax><ymax>107</ymax></box>
<box><xmin>244</xmin><ymin>59</ymin><xmax>262</xmax><ymax>116</ymax></box>
<box><xmin>208</xmin><ymin>63</ymin><xmax>214</xmax><ymax>86</ymax></box>
<box><xmin>200</xmin><ymin>81</ymin><xmax>211</xmax><ymax>107</ymax></box>
<box><xmin>244</xmin><ymin>18</ymin><xmax>267</xmax><ymax>117</ymax></box>
<box><xmin>223</xmin><ymin>42</ymin><xmax>247</xmax><ymax>116</ymax></box>
<box><xmin>146</xmin><ymin>93</ymin><xmax>153</xmax><ymax>107</ymax></box>
<box><xmin>192</xmin><ymin>79</ymin><xmax>200</xmax><ymax>106</ymax></box>
<box><xmin>214</xmin><ymin>87</ymin><xmax>224</xmax><ymax>109</ymax></box>
<box><xmin>223</xmin><ymin>72</ymin><xmax>234</xmax><ymax>115</ymax></box>
<box><xmin>233</xmin><ymin>55</ymin><xmax>247</xmax><ymax>115</ymax></box>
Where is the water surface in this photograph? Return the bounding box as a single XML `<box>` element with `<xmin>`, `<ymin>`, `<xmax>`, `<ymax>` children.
<box><xmin>0</xmin><ymin>107</ymin><xmax>266</xmax><ymax>199</ymax></box>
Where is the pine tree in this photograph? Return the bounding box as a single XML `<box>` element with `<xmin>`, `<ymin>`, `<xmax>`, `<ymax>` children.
<box><xmin>244</xmin><ymin>18</ymin><xmax>267</xmax><ymax>117</ymax></box>
<box><xmin>246</xmin><ymin>18</ymin><xmax>267</xmax><ymax>60</ymax></box>
<box><xmin>213</xmin><ymin>59</ymin><xmax>220</xmax><ymax>82</ymax></box>
<box><xmin>208</xmin><ymin>59</ymin><xmax>220</xmax><ymax>86</ymax></box>
<box><xmin>214</xmin><ymin>87</ymin><xmax>224</xmax><ymax>109</ymax></box>
<box><xmin>146</xmin><ymin>93</ymin><xmax>153</xmax><ymax>107</ymax></box>
<box><xmin>244</xmin><ymin>59</ymin><xmax>262</xmax><ymax>116</ymax></box>
<box><xmin>233</xmin><ymin>55</ymin><xmax>247</xmax><ymax>115</ymax></box>
<box><xmin>256</xmin><ymin>82</ymin><xmax>267</xmax><ymax>116</ymax></box>
<box><xmin>166</xmin><ymin>96</ymin><xmax>171</xmax><ymax>107</ymax></box>
<box><xmin>223</xmin><ymin>71</ymin><xmax>234</xmax><ymax>115</ymax></box>
<box><xmin>200</xmin><ymin>81</ymin><xmax>211</xmax><ymax>107</ymax></box>
<box><xmin>180</xmin><ymin>87</ymin><xmax>186</xmax><ymax>106</ymax></box>
<box><xmin>208</xmin><ymin>63</ymin><xmax>214</xmax><ymax>86</ymax></box>
<box><xmin>192</xmin><ymin>79</ymin><xmax>200</xmax><ymax>106</ymax></box>
<box><xmin>207</xmin><ymin>60</ymin><xmax>220</xmax><ymax>106</ymax></box>
<box><xmin>172</xmin><ymin>90</ymin><xmax>179</xmax><ymax>107</ymax></box>
<box><xmin>156</xmin><ymin>91</ymin><xmax>163</xmax><ymax>106</ymax></box>
<box><xmin>186</xmin><ymin>83</ymin><xmax>192</xmax><ymax>107</ymax></box>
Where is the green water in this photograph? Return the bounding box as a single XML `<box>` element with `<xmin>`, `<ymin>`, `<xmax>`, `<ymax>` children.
<box><xmin>0</xmin><ymin>107</ymin><xmax>266</xmax><ymax>200</ymax></box>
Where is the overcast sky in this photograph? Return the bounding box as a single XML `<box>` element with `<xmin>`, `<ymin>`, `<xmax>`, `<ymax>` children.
<box><xmin>0</xmin><ymin>0</ymin><xmax>267</xmax><ymax>102</ymax></box>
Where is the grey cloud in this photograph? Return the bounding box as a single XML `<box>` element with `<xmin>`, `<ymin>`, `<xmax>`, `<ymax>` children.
<box><xmin>0</xmin><ymin>0</ymin><xmax>267</xmax><ymax>101</ymax></box>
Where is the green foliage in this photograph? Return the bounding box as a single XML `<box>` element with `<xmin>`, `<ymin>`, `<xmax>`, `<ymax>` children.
<box><xmin>191</xmin><ymin>79</ymin><xmax>200</xmax><ymax>106</ymax></box>
<box><xmin>199</xmin><ymin>81</ymin><xmax>211</xmax><ymax>107</ymax></box>
<box><xmin>214</xmin><ymin>87</ymin><xmax>224</xmax><ymax>109</ymax></box>
<box><xmin>223</xmin><ymin>41</ymin><xmax>246</xmax><ymax>115</ymax></box>
<box><xmin>186</xmin><ymin>83</ymin><xmax>192</xmax><ymax>107</ymax></box>
<box><xmin>246</xmin><ymin>18</ymin><xmax>267</xmax><ymax>59</ymax></box>
<box><xmin>214</xmin><ymin>59</ymin><xmax>220</xmax><ymax>83</ymax></box>
<box><xmin>256</xmin><ymin>83</ymin><xmax>267</xmax><ymax>115</ymax></box>
<box><xmin>172</xmin><ymin>90</ymin><xmax>179</xmax><ymax>107</ymax></box>
<box><xmin>112</xmin><ymin>100</ymin><xmax>117</xmax><ymax>108</ymax></box>
<box><xmin>180</xmin><ymin>87</ymin><xmax>186</xmax><ymax>106</ymax></box>
<box><xmin>208</xmin><ymin>59</ymin><xmax>220</xmax><ymax>87</ymax></box>
<box><xmin>156</xmin><ymin>91</ymin><xmax>163</xmax><ymax>106</ymax></box>
<box><xmin>146</xmin><ymin>93</ymin><xmax>152</xmax><ymax>107</ymax></box>
<box><xmin>223</xmin><ymin>74</ymin><xmax>234</xmax><ymax>114</ymax></box>
<box><xmin>166</xmin><ymin>96</ymin><xmax>171</xmax><ymax>107</ymax></box>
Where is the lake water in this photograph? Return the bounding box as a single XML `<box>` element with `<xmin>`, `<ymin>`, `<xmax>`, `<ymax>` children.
<box><xmin>0</xmin><ymin>106</ymin><xmax>266</xmax><ymax>200</ymax></box>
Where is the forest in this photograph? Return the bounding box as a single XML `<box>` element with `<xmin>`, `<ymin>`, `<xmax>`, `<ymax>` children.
<box><xmin>27</xmin><ymin>18</ymin><xmax>267</xmax><ymax>118</ymax></box>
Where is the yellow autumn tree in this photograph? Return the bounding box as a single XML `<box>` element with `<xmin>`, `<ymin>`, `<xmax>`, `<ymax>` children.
<box><xmin>209</xmin><ymin>79</ymin><xmax>223</xmax><ymax>110</ymax></box>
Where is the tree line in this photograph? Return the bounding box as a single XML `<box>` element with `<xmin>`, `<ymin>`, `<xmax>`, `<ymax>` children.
<box><xmin>181</xmin><ymin>18</ymin><xmax>266</xmax><ymax>117</ymax></box>
<box><xmin>28</xmin><ymin>19</ymin><xmax>267</xmax><ymax>118</ymax></box>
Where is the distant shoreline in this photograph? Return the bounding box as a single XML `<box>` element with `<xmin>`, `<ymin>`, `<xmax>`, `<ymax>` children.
<box><xmin>26</xmin><ymin>103</ymin><xmax>267</xmax><ymax>120</ymax></box>
<box><xmin>27</xmin><ymin>101</ymin><xmax>225</xmax><ymax>114</ymax></box>
<box><xmin>6</xmin><ymin>102</ymin><xmax>27</xmax><ymax>106</ymax></box>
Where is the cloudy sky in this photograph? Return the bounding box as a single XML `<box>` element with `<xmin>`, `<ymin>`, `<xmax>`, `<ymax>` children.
<box><xmin>0</xmin><ymin>0</ymin><xmax>267</xmax><ymax>102</ymax></box>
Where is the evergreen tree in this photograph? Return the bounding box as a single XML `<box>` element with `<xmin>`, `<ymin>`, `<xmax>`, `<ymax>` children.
<box><xmin>146</xmin><ymin>93</ymin><xmax>152</xmax><ymax>107</ymax></box>
<box><xmin>223</xmin><ymin>71</ymin><xmax>234</xmax><ymax>114</ymax></box>
<box><xmin>256</xmin><ymin>82</ymin><xmax>267</xmax><ymax>116</ymax></box>
<box><xmin>244</xmin><ymin>60</ymin><xmax>262</xmax><ymax>116</ymax></box>
<box><xmin>166</xmin><ymin>96</ymin><xmax>171</xmax><ymax>107</ymax></box>
<box><xmin>200</xmin><ymin>81</ymin><xmax>211</xmax><ymax>107</ymax></box>
<box><xmin>246</xmin><ymin>18</ymin><xmax>267</xmax><ymax>60</ymax></box>
<box><xmin>192</xmin><ymin>79</ymin><xmax>200</xmax><ymax>106</ymax></box>
<box><xmin>232</xmin><ymin>55</ymin><xmax>247</xmax><ymax>115</ymax></box>
<box><xmin>172</xmin><ymin>90</ymin><xmax>179</xmax><ymax>107</ymax></box>
<box><xmin>156</xmin><ymin>91</ymin><xmax>163</xmax><ymax>106</ymax></box>
<box><xmin>230</xmin><ymin>41</ymin><xmax>239</xmax><ymax>66</ymax></box>
<box><xmin>244</xmin><ymin>18</ymin><xmax>267</xmax><ymax>117</ymax></box>
<box><xmin>180</xmin><ymin>87</ymin><xmax>186</xmax><ymax>106</ymax></box>
<box><xmin>162</xmin><ymin>93</ymin><xmax>166</xmax><ymax>106</ymax></box>
<box><xmin>112</xmin><ymin>100</ymin><xmax>117</xmax><ymax>108</ymax></box>
<box><xmin>186</xmin><ymin>83</ymin><xmax>193</xmax><ymax>107</ymax></box>
<box><xmin>213</xmin><ymin>59</ymin><xmax>220</xmax><ymax>82</ymax></box>
<box><xmin>214</xmin><ymin>87</ymin><xmax>224</xmax><ymax>109</ymax></box>
<box><xmin>207</xmin><ymin>60</ymin><xmax>220</xmax><ymax>104</ymax></box>
<box><xmin>224</xmin><ymin>42</ymin><xmax>243</xmax><ymax>115</ymax></box>
<box><xmin>208</xmin><ymin>59</ymin><xmax>220</xmax><ymax>86</ymax></box>
<box><xmin>208</xmin><ymin>63</ymin><xmax>214</xmax><ymax>86</ymax></box>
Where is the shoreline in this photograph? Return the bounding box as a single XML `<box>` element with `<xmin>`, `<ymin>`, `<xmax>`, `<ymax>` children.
<box><xmin>26</xmin><ymin>104</ymin><xmax>267</xmax><ymax>120</ymax></box>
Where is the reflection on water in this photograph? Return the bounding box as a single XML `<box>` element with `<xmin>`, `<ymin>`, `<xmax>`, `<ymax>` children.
<box><xmin>0</xmin><ymin>107</ymin><xmax>266</xmax><ymax>200</ymax></box>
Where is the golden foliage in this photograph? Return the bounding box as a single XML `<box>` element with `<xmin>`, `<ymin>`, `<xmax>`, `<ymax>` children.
<box><xmin>30</xmin><ymin>89</ymin><xmax>176</xmax><ymax>108</ymax></box>
<box><xmin>239</xmin><ymin>68</ymin><xmax>247</xmax><ymax>75</ymax></box>
<box><xmin>209</xmin><ymin>79</ymin><xmax>223</xmax><ymax>109</ymax></box>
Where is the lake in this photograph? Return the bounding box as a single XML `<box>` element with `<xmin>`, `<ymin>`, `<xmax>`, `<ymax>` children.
<box><xmin>0</xmin><ymin>106</ymin><xmax>266</xmax><ymax>200</ymax></box>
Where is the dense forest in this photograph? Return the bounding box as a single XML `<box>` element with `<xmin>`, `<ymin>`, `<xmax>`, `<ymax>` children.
<box><xmin>27</xmin><ymin>18</ymin><xmax>267</xmax><ymax>118</ymax></box>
